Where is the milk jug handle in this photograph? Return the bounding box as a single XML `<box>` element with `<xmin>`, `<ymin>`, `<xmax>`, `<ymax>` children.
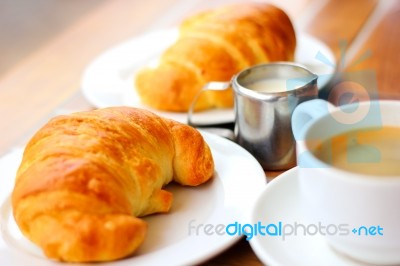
<box><xmin>187</xmin><ymin>81</ymin><xmax>231</xmax><ymax>127</ymax></box>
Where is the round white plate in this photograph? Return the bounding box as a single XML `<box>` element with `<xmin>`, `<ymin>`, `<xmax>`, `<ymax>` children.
<box><xmin>81</xmin><ymin>29</ymin><xmax>336</xmax><ymax>124</ymax></box>
<box><xmin>249</xmin><ymin>167</ymin><xmax>366</xmax><ymax>266</ymax></box>
<box><xmin>0</xmin><ymin>132</ymin><xmax>266</xmax><ymax>266</ymax></box>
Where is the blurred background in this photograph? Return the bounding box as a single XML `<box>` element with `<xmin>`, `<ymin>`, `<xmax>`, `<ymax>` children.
<box><xmin>0</xmin><ymin>0</ymin><xmax>313</xmax><ymax>78</ymax></box>
<box><xmin>0</xmin><ymin>0</ymin><xmax>104</xmax><ymax>76</ymax></box>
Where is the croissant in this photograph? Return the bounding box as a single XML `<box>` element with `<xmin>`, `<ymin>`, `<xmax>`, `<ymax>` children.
<box><xmin>134</xmin><ymin>3</ymin><xmax>296</xmax><ymax>112</ymax></box>
<box><xmin>11</xmin><ymin>107</ymin><xmax>214</xmax><ymax>262</ymax></box>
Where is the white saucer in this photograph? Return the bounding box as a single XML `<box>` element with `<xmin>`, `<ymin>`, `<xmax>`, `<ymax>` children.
<box><xmin>249</xmin><ymin>167</ymin><xmax>367</xmax><ymax>266</ymax></box>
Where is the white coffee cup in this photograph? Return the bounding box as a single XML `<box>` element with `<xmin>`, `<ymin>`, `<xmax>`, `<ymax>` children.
<box><xmin>292</xmin><ymin>99</ymin><xmax>400</xmax><ymax>265</ymax></box>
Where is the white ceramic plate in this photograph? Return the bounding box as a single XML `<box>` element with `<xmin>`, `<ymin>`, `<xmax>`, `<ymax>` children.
<box><xmin>249</xmin><ymin>167</ymin><xmax>366</xmax><ymax>266</ymax></box>
<box><xmin>81</xmin><ymin>29</ymin><xmax>336</xmax><ymax>124</ymax></box>
<box><xmin>0</xmin><ymin>132</ymin><xmax>266</xmax><ymax>266</ymax></box>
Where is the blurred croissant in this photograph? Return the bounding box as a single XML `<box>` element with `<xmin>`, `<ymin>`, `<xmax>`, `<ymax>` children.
<box><xmin>135</xmin><ymin>3</ymin><xmax>296</xmax><ymax>112</ymax></box>
<box><xmin>11</xmin><ymin>107</ymin><xmax>214</xmax><ymax>262</ymax></box>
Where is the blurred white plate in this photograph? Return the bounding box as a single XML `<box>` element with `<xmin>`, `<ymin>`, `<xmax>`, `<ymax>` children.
<box><xmin>0</xmin><ymin>132</ymin><xmax>266</xmax><ymax>266</ymax></box>
<box><xmin>81</xmin><ymin>28</ymin><xmax>336</xmax><ymax>124</ymax></box>
<box><xmin>249</xmin><ymin>167</ymin><xmax>365</xmax><ymax>266</ymax></box>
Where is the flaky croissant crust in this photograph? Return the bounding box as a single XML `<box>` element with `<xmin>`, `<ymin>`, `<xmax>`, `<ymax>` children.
<box><xmin>11</xmin><ymin>107</ymin><xmax>214</xmax><ymax>262</ymax></box>
<box><xmin>135</xmin><ymin>3</ymin><xmax>296</xmax><ymax>111</ymax></box>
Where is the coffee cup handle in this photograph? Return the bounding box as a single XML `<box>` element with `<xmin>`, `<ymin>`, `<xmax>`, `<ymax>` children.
<box><xmin>292</xmin><ymin>99</ymin><xmax>335</xmax><ymax>140</ymax></box>
<box><xmin>187</xmin><ymin>81</ymin><xmax>231</xmax><ymax>126</ymax></box>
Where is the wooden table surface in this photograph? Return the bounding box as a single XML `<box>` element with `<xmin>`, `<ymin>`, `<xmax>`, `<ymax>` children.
<box><xmin>1</xmin><ymin>0</ymin><xmax>399</xmax><ymax>265</ymax></box>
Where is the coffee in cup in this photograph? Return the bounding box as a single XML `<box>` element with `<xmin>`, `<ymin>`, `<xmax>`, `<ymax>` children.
<box><xmin>313</xmin><ymin>126</ymin><xmax>400</xmax><ymax>176</ymax></box>
<box><xmin>292</xmin><ymin>99</ymin><xmax>400</xmax><ymax>265</ymax></box>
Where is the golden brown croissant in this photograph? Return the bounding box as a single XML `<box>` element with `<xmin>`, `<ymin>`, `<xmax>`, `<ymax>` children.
<box><xmin>135</xmin><ymin>3</ymin><xmax>296</xmax><ymax>112</ymax></box>
<box><xmin>11</xmin><ymin>107</ymin><xmax>214</xmax><ymax>262</ymax></box>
